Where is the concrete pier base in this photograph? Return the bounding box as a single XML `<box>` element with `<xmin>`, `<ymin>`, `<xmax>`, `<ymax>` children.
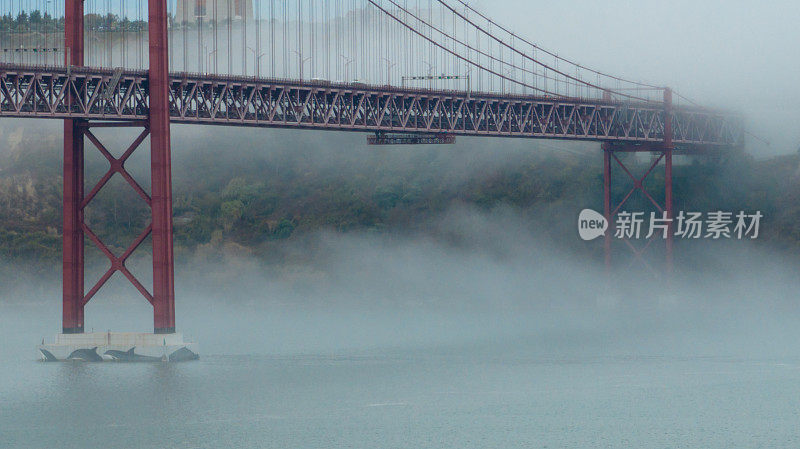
<box><xmin>38</xmin><ymin>332</ymin><xmax>198</xmax><ymax>362</ymax></box>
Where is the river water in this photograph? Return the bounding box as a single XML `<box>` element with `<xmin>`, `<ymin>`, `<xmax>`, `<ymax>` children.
<box><xmin>2</xmin><ymin>301</ymin><xmax>800</xmax><ymax>448</ymax></box>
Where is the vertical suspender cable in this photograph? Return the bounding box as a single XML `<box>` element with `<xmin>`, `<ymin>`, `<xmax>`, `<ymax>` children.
<box><xmin>240</xmin><ymin>0</ymin><xmax>244</xmax><ymax>75</ymax></box>
<box><xmin>166</xmin><ymin>0</ymin><xmax>171</xmax><ymax>71</ymax></box>
<box><xmin>283</xmin><ymin>1</ymin><xmax>287</xmax><ymax>78</ymax></box>
<box><xmin>213</xmin><ymin>0</ymin><xmax>218</xmax><ymax>74</ymax></box>
<box><xmin>123</xmin><ymin>0</ymin><xmax>127</xmax><ymax>69</ymax></box>
<box><xmin>182</xmin><ymin>0</ymin><xmax>187</xmax><ymax>72</ymax></box>
<box><xmin>227</xmin><ymin>0</ymin><xmax>231</xmax><ymax>74</ymax></box>
<box><xmin>256</xmin><ymin>0</ymin><xmax>261</xmax><ymax>77</ymax></box>
<box><xmin>297</xmin><ymin>0</ymin><xmax>301</xmax><ymax>79</ymax></box>
<box><xmin>197</xmin><ymin>0</ymin><xmax>202</xmax><ymax>72</ymax></box>
<box><xmin>106</xmin><ymin>0</ymin><xmax>110</xmax><ymax>68</ymax></box>
<box><xmin>270</xmin><ymin>0</ymin><xmax>275</xmax><ymax>77</ymax></box>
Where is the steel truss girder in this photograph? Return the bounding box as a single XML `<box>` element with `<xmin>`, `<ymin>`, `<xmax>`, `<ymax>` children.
<box><xmin>0</xmin><ymin>64</ymin><xmax>743</xmax><ymax>147</ymax></box>
<box><xmin>0</xmin><ymin>65</ymin><xmax>149</xmax><ymax>119</ymax></box>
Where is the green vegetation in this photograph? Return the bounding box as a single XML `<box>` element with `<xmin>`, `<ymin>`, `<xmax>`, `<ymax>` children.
<box><xmin>1</xmin><ymin>11</ymin><xmax>64</xmax><ymax>33</ymax></box>
<box><xmin>0</xmin><ymin>11</ymin><xmax>149</xmax><ymax>32</ymax></box>
<box><xmin>1</xmin><ymin>124</ymin><xmax>798</xmax><ymax>271</ymax></box>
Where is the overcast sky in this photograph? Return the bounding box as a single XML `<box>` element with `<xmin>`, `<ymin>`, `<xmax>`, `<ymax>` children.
<box><xmin>483</xmin><ymin>0</ymin><xmax>800</xmax><ymax>154</ymax></box>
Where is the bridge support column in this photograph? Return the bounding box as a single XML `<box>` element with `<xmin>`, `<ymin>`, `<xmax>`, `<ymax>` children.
<box><xmin>601</xmin><ymin>143</ymin><xmax>674</xmax><ymax>277</ymax></box>
<box><xmin>602</xmin><ymin>143</ymin><xmax>612</xmax><ymax>275</ymax></box>
<box><xmin>149</xmin><ymin>0</ymin><xmax>175</xmax><ymax>334</ymax></box>
<box><xmin>601</xmin><ymin>88</ymin><xmax>675</xmax><ymax>277</ymax></box>
<box><xmin>59</xmin><ymin>0</ymin><xmax>176</xmax><ymax>335</ymax></box>
<box><xmin>43</xmin><ymin>119</ymin><xmax>199</xmax><ymax>361</ymax></box>
<box><xmin>663</xmin><ymin>88</ymin><xmax>674</xmax><ymax>274</ymax></box>
<box><xmin>62</xmin><ymin>120</ymin><xmax>84</xmax><ymax>334</ymax></box>
<box><xmin>62</xmin><ymin>0</ymin><xmax>84</xmax><ymax>334</ymax></box>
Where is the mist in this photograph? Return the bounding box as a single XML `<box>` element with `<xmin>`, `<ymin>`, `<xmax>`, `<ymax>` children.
<box><xmin>2</xmin><ymin>2</ymin><xmax>800</xmax><ymax>446</ymax></box>
<box><xmin>2</xmin><ymin>116</ymin><xmax>800</xmax><ymax>360</ymax></box>
<box><xmin>491</xmin><ymin>0</ymin><xmax>800</xmax><ymax>154</ymax></box>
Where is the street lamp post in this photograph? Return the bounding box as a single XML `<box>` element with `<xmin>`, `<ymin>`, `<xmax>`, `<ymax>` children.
<box><xmin>247</xmin><ymin>46</ymin><xmax>265</xmax><ymax>78</ymax></box>
<box><xmin>340</xmin><ymin>54</ymin><xmax>354</xmax><ymax>83</ymax></box>
<box><xmin>381</xmin><ymin>57</ymin><xmax>396</xmax><ymax>86</ymax></box>
<box><xmin>422</xmin><ymin>61</ymin><xmax>434</xmax><ymax>89</ymax></box>
<box><xmin>293</xmin><ymin>50</ymin><xmax>312</xmax><ymax>81</ymax></box>
<box><xmin>207</xmin><ymin>49</ymin><xmax>217</xmax><ymax>75</ymax></box>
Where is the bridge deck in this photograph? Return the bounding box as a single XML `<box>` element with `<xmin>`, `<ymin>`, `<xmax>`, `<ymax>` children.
<box><xmin>0</xmin><ymin>64</ymin><xmax>742</xmax><ymax>147</ymax></box>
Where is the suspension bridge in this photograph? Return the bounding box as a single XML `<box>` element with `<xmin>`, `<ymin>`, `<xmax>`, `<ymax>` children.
<box><xmin>0</xmin><ymin>0</ymin><xmax>743</xmax><ymax>360</ymax></box>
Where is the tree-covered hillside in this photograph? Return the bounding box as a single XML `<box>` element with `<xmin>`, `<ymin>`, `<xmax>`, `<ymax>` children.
<box><xmin>1</xmin><ymin>120</ymin><xmax>798</xmax><ymax>271</ymax></box>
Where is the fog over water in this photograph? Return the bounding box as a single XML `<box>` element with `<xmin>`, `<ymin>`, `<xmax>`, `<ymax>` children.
<box><xmin>2</xmin><ymin>0</ymin><xmax>800</xmax><ymax>445</ymax></box>
<box><xmin>3</xmin><ymin>109</ymin><xmax>800</xmax><ymax>445</ymax></box>
<box><xmin>3</xmin><ymin>193</ymin><xmax>800</xmax><ymax>446</ymax></box>
<box><xmin>2</xmin><ymin>104</ymin><xmax>800</xmax><ymax>444</ymax></box>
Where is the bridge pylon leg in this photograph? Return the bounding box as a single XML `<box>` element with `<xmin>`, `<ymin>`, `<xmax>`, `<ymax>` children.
<box><xmin>602</xmin><ymin>88</ymin><xmax>675</xmax><ymax>279</ymax></box>
<box><xmin>663</xmin><ymin>88</ymin><xmax>674</xmax><ymax>275</ymax></box>
<box><xmin>149</xmin><ymin>0</ymin><xmax>175</xmax><ymax>334</ymax></box>
<box><xmin>62</xmin><ymin>120</ymin><xmax>84</xmax><ymax>334</ymax></box>
<box><xmin>602</xmin><ymin>143</ymin><xmax>612</xmax><ymax>275</ymax></box>
<box><xmin>62</xmin><ymin>0</ymin><xmax>84</xmax><ymax>334</ymax></box>
<box><xmin>601</xmin><ymin>143</ymin><xmax>674</xmax><ymax>278</ymax></box>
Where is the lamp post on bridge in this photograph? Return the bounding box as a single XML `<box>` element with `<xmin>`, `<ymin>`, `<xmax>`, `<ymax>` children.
<box><xmin>381</xmin><ymin>57</ymin><xmax>396</xmax><ymax>86</ymax></box>
<box><xmin>207</xmin><ymin>49</ymin><xmax>217</xmax><ymax>75</ymax></box>
<box><xmin>503</xmin><ymin>68</ymin><xmax>514</xmax><ymax>94</ymax></box>
<box><xmin>340</xmin><ymin>54</ymin><xmax>354</xmax><ymax>82</ymax></box>
<box><xmin>247</xmin><ymin>46</ymin><xmax>265</xmax><ymax>78</ymax></box>
<box><xmin>293</xmin><ymin>50</ymin><xmax>312</xmax><ymax>81</ymax></box>
<box><xmin>465</xmin><ymin>66</ymin><xmax>473</xmax><ymax>98</ymax></box>
<box><xmin>422</xmin><ymin>61</ymin><xmax>434</xmax><ymax>89</ymax></box>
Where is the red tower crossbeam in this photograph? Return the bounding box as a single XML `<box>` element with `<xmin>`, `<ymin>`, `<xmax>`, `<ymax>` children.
<box><xmin>62</xmin><ymin>0</ymin><xmax>175</xmax><ymax>334</ymax></box>
<box><xmin>79</xmin><ymin>124</ymin><xmax>154</xmax><ymax>306</ymax></box>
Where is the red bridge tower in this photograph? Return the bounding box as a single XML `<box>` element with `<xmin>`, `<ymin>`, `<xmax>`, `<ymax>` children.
<box><xmin>62</xmin><ymin>0</ymin><xmax>176</xmax><ymax>335</ymax></box>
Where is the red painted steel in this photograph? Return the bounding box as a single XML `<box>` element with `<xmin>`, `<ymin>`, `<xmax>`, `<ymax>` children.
<box><xmin>77</xmin><ymin>124</ymin><xmax>156</xmax><ymax>315</ymax></box>
<box><xmin>600</xmin><ymin>86</ymin><xmax>677</xmax><ymax>274</ymax></box>
<box><xmin>603</xmin><ymin>143</ymin><xmax>611</xmax><ymax>274</ymax></box>
<box><xmin>58</xmin><ymin>1</ymin><xmax>177</xmax><ymax>334</ymax></box>
<box><xmin>10</xmin><ymin>2</ymin><xmax>743</xmax><ymax>335</ymax></box>
<box><xmin>149</xmin><ymin>0</ymin><xmax>176</xmax><ymax>334</ymax></box>
<box><xmin>0</xmin><ymin>65</ymin><xmax>744</xmax><ymax>148</ymax></box>
<box><xmin>62</xmin><ymin>0</ymin><xmax>84</xmax><ymax>334</ymax></box>
<box><xmin>62</xmin><ymin>120</ymin><xmax>84</xmax><ymax>333</ymax></box>
<box><xmin>663</xmin><ymin>88</ymin><xmax>674</xmax><ymax>273</ymax></box>
<box><xmin>602</xmin><ymin>141</ymin><xmax>675</xmax><ymax>275</ymax></box>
